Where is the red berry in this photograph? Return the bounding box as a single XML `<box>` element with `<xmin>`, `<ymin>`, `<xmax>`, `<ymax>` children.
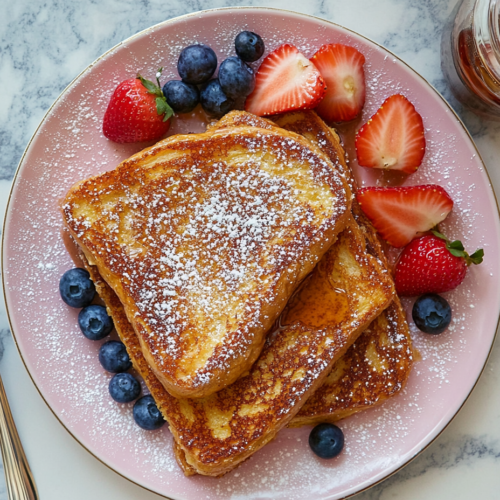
<box><xmin>357</xmin><ymin>185</ymin><xmax>453</xmax><ymax>248</ymax></box>
<box><xmin>245</xmin><ymin>44</ymin><xmax>326</xmax><ymax>116</ymax></box>
<box><xmin>310</xmin><ymin>43</ymin><xmax>366</xmax><ymax>123</ymax></box>
<box><xmin>103</xmin><ymin>77</ymin><xmax>171</xmax><ymax>143</ymax></box>
<box><xmin>395</xmin><ymin>235</ymin><xmax>468</xmax><ymax>296</ymax></box>
<box><xmin>355</xmin><ymin>94</ymin><xmax>426</xmax><ymax>174</ymax></box>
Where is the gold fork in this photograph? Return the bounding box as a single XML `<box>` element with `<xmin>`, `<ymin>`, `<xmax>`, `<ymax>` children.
<box><xmin>0</xmin><ymin>374</ymin><xmax>38</xmax><ymax>499</ymax></box>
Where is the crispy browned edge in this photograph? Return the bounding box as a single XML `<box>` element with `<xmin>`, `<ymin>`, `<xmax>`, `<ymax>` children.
<box><xmin>62</xmin><ymin>124</ymin><xmax>351</xmax><ymax>399</ymax></box>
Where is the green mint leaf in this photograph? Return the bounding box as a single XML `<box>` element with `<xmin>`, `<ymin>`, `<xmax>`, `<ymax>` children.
<box><xmin>432</xmin><ymin>230</ymin><xmax>448</xmax><ymax>241</ymax></box>
<box><xmin>469</xmin><ymin>248</ymin><xmax>484</xmax><ymax>265</ymax></box>
<box><xmin>448</xmin><ymin>240</ymin><xmax>465</xmax><ymax>252</ymax></box>
<box><xmin>137</xmin><ymin>74</ymin><xmax>162</xmax><ymax>96</ymax></box>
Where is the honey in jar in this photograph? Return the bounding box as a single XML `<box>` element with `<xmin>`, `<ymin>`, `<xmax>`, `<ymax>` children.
<box><xmin>441</xmin><ymin>0</ymin><xmax>500</xmax><ymax>119</ymax></box>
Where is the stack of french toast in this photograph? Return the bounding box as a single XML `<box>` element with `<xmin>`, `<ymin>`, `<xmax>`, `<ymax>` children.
<box><xmin>61</xmin><ymin>109</ymin><xmax>413</xmax><ymax>477</ymax></box>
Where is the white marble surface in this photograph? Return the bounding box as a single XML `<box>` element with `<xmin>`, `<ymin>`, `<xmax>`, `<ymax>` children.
<box><xmin>1</xmin><ymin>0</ymin><xmax>500</xmax><ymax>499</ymax></box>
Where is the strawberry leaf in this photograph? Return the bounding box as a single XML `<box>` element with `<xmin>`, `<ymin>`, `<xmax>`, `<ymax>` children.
<box><xmin>448</xmin><ymin>248</ymin><xmax>466</xmax><ymax>258</ymax></box>
<box><xmin>442</xmin><ymin>237</ymin><xmax>467</xmax><ymax>258</ymax></box>
<box><xmin>156</xmin><ymin>97</ymin><xmax>173</xmax><ymax>122</ymax></box>
<box><xmin>137</xmin><ymin>74</ymin><xmax>163</xmax><ymax>97</ymax></box>
<box><xmin>431</xmin><ymin>230</ymin><xmax>448</xmax><ymax>241</ymax></box>
<box><xmin>431</xmin><ymin>229</ymin><xmax>484</xmax><ymax>266</ymax></box>
<box><xmin>136</xmin><ymin>70</ymin><xmax>172</xmax><ymax>121</ymax></box>
<box><xmin>469</xmin><ymin>248</ymin><xmax>484</xmax><ymax>265</ymax></box>
<box><xmin>446</xmin><ymin>239</ymin><xmax>466</xmax><ymax>258</ymax></box>
<box><xmin>448</xmin><ymin>240</ymin><xmax>465</xmax><ymax>252</ymax></box>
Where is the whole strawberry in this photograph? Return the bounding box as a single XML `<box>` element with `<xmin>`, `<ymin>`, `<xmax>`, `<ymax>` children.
<box><xmin>103</xmin><ymin>71</ymin><xmax>173</xmax><ymax>143</ymax></box>
<box><xmin>394</xmin><ymin>231</ymin><xmax>483</xmax><ymax>296</ymax></box>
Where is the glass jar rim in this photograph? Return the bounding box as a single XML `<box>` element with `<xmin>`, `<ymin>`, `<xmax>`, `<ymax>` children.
<box><xmin>473</xmin><ymin>0</ymin><xmax>500</xmax><ymax>82</ymax></box>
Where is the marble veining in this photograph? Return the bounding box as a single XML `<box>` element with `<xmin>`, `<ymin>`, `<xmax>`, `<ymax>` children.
<box><xmin>0</xmin><ymin>329</ymin><xmax>8</xmax><ymax>362</ymax></box>
<box><xmin>1</xmin><ymin>0</ymin><xmax>500</xmax><ymax>499</ymax></box>
<box><xmin>1</xmin><ymin>0</ymin><xmax>499</xmax><ymax>181</ymax></box>
<box><xmin>356</xmin><ymin>435</ymin><xmax>500</xmax><ymax>499</ymax></box>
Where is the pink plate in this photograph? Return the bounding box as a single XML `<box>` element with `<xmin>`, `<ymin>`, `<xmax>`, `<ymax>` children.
<box><xmin>3</xmin><ymin>7</ymin><xmax>500</xmax><ymax>500</ymax></box>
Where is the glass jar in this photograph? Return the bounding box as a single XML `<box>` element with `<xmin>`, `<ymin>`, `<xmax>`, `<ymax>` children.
<box><xmin>441</xmin><ymin>0</ymin><xmax>500</xmax><ymax>120</ymax></box>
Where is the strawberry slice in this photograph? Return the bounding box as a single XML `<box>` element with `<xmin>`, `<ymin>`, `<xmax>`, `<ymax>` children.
<box><xmin>245</xmin><ymin>44</ymin><xmax>326</xmax><ymax>116</ymax></box>
<box><xmin>310</xmin><ymin>44</ymin><xmax>366</xmax><ymax>122</ymax></box>
<box><xmin>355</xmin><ymin>94</ymin><xmax>426</xmax><ymax>174</ymax></box>
<box><xmin>356</xmin><ymin>185</ymin><xmax>453</xmax><ymax>247</ymax></box>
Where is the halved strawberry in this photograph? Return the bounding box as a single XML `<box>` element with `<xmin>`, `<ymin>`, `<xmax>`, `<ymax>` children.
<box><xmin>356</xmin><ymin>185</ymin><xmax>453</xmax><ymax>247</ymax></box>
<box><xmin>310</xmin><ymin>44</ymin><xmax>366</xmax><ymax>122</ymax></box>
<box><xmin>245</xmin><ymin>44</ymin><xmax>326</xmax><ymax>116</ymax></box>
<box><xmin>355</xmin><ymin>94</ymin><xmax>425</xmax><ymax>174</ymax></box>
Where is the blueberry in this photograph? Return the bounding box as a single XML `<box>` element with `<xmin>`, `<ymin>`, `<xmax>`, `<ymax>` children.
<box><xmin>133</xmin><ymin>395</ymin><xmax>165</xmax><ymax>430</ymax></box>
<box><xmin>78</xmin><ymin>305</ymin><xmax>113</xmax><ymax>341</ymax></box>
<box><xmin>177</xmin><ymin>44</ymin><xmax>217</xmax><ymax>85</ymax></box>
<box><xmin>162</xmin><ymin>80</ymin><xmax>199</xmax><ymax>114</ymax></box>
<box><xmin>59</xmin><ymin>268</ymin><xmax>95</xmax><ymax>308</ymax></box>
<box><xmin>98</xmin><ymin>340</ymin><xmax>132</xmax><ymax>373</ymax></box>
<box><xmin>412</xmin><ymin>293</ymin><xmax>452</xmax><ymax>334</ymax></box>
<box><xmin>218</xmin><ymin>57</ymin><xmax>255</xmax><ymax>100</ymax></box>
<box><xmin>200</xmin><ymin>79</ymin><xmax>235</xmax><ymax>118</ymax></box>
<box><xmin>235</xmin><ymin>31</ymin><xmax>265</xmax><ymax>62</ymax></box>
<box><xmin>109</xmin><ymin>373</ymin><xmax>141</xmax><ymax>403</ymax></box>
<box><xmin>309</xmin><ymin>423</ymin><xmax>344</xmax><ymax>459</ymax></box>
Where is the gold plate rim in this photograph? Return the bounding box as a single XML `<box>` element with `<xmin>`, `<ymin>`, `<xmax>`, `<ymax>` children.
<box><xmin>2</xmin><ymin>6</ymin><xmax>500</xmax><ymax>500</ymax></box>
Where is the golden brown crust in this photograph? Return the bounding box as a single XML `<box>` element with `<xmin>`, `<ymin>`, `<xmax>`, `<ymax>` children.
<box><xmin>62</xmin><ymin>123</ymin><xmax>350</xmax><ymax>398</ymax></box>
<box><xmin>172</xmin><ymin>440</ymin><xmax>197</xmax><ymax>476</ymax></box>
<box><xmin>210</xmin><ymin>110</ymin><xmax>354</xmax><ymax>199</ymax></box>
<box><xmin>206</xmin><ymin>110</ymin><xmax>277</xmax><ymax>132</ymax></box>
<box><xmin>273</xmin><ymin>110</ymin><xmax>354</xmax><ymax>192</ymax></box>
<box><xmin>290</xmin><ymin>298</ymin><xmax>412</xmax><ymax>426</ymax></box>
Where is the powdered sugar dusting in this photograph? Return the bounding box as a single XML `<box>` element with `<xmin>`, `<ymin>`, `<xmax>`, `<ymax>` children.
<box><xmin>3</xmin><ymin>9</ymin><xmax>499</xmax><ymax>500</ymax></box>
<box><xmin>63</xmin><ymin>128</ymin><xmax>345</xmax><ymax>392</ymax></box>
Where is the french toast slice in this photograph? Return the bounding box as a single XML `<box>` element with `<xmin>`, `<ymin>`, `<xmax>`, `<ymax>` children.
<box><xmin>270</xmin><ymin>110</ymin><xmax>413</xmax><ymax>426</ymax></box>
<box><xmin>212</xmin><ymin>111</ymin><xmax>413</xmax><ymax>427</ymax></box>
<box><xmin>290</xmin><ymin>206</ymin><xmax>413</xmax><ymax>426</ymax></box>
<box><xmin>79</xmin><ymin>214</ymin><xmax>395</xmax><ymax>477</ymax></box>
<box><xmin>211</xmin><ymin>110</ymin><xmax>353</xmax><ymax>188</ymax></box>
<box><xmin>290</xmin><ymin>299</ymin><xmax>412</xmax><ymax>426</ymax></box>
<box><xmin>62</xmin><ymin>125</ymin><xmax>350</xmax><ymax>398</ymax></box>
<box><xmin>290</xmin><ymin>216</ymin><xmax>413</xmax><ymax>425</ymax></box>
